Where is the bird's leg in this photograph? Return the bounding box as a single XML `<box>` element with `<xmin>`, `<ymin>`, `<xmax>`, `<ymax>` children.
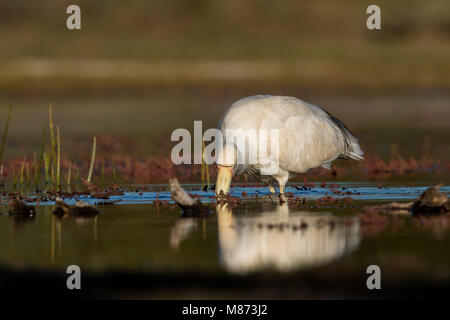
<box><xmin>267</xmin><ymin>185</ymin><xmax>278</xmax><ymax>201</ymax></box>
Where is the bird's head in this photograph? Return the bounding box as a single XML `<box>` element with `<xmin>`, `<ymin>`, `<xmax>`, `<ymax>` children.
<box><xmin>215</xmin><ymin>143</ymin><xmax>237</xmax><ymax>196</ymax></box>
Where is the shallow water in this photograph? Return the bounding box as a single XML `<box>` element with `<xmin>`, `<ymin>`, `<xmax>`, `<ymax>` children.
<box><xmin>8</xmin><ymin>182</ymin><xmax>450</xmax><ymax>206</ymax></box>
<box><xmin>0</xmin><ymin>182</ymin><xmax>449</xmax><ymax>279</ymax></box>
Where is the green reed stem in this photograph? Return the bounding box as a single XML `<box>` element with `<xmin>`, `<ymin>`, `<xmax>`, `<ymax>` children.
<box><xmin>49</xmin><ymin>104</ymin><xmax>56</xmax><ymax>189</ymax></box>
<box><xmin>26</xmin><ymin>162</ymin><xmax>30</xmax><ymax>187</ymax></box>
<box><xmin>67</xmin><ymin>160</ymin><xmax>72</xmax><ymax>191</ymax></box>
<box><xmin>50</xmin><ymin>154</ymin><xmax>54</xmax><ymax>188</ymax></box>
<box><xmin>56</xmin><ymin>125</ymin><xmax>61</xmax><ymax>190</ymax></box>
<box><xmin>19</xmin><ymin>157</ymin><xmax>25</xmax><ymax>188</ymax></box>
<box><xmin>206</xmin><ymin>158</ymin><xmax>210</xmax><ymax>188</ymax></box>
<box><xmin>44</xmin><ymin>151</ymin><xmax>49</xmax><ymax>186</ymax></box>
<box><xmin>87</xmin><ymin>136</ymin><xmax>96</xmax><ymax>183</ymax></box>
<box><xmin>36</xmin><ymin>125</ymin><xmax>47</xmax><ymax>191</ymax></box>
<box><xmin>202</xmin><ymin>140</ymin><xmax>210</xmax><ymax>189</ymax></box>
<box><xmin>49</xmin><ymin>104</ymin><xmax>55</xmax><ymax>152</ymax></box>
<box><xmin>201</xmin><ymin>140</ymin><xmax>205</xmax><ymax>188</ymax></box>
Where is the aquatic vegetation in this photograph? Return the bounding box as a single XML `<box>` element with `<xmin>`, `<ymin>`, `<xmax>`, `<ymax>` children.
<box><xmin>0</xmin><ymin>104</ymin><xmax>105</xmax><ymax>193</ymax></box>
<box><xmin>56</xmin><ymin>125</ymin><xmax>61</xmax><ymax>190</ymax></box>
<box><xmin>35</xmin><ymin>125</ymin><xmax>46</xmax><ymax>191</ymax></box>
<box><xmin>48</xmin><ymin>104</ymin><xmax>56</xmax><ymax>188</ymax></box>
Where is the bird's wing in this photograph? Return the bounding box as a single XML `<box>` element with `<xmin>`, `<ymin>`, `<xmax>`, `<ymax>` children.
<box><xmin>305</xmin><ymin>101</ymin><xmax>364</xmax><ymax>161</ymax></box>
<box><xmin>277</xmin><ymin>110</ymin><xmax>345</xmax><ymax>172</ymax></box>
<box><xmin>264</xmin><ymin>97</ymin><xmax>362</xmax><ymax>173</ymax></box>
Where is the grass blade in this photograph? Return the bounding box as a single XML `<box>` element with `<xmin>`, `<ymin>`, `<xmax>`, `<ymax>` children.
<box><xmin>201</xmin><ymin>139</ymin><xmax>205</xmax><ymax>189</ymax></box>
<box><xmin>49</xmin><ymin>103</ymin><xmax>56</xmax><ymax>188</ymax></box>
<box><xmin>87</xmin><ymin>136</ymin><xmax>96</xmax><ymax>183</ymax></box>
<box><xmin>35</xmin><ymin>125</ymin><xmax>47</xmax><ymax>191</ymax></box>
<box><xmin>19</xmin><ymin>157</ymin><xmax>25</xmax><ymax>189</ymax></box>
<box><xmin>44</xmin><ymin>151</ymin><xmax>49</xmax><ymax>187</ymax></box>
<box><xmin>56</xmin><ymin>125</ymin><xmax>61</xmax><ymax>190</ymax></box>
<box><xmin>67</xmin><ymin>160</ymin><xmax>72</xmax><ymax>192</ymax></box>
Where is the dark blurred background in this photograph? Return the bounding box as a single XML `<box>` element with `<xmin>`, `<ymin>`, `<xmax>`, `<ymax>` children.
<box><xmin>0</xmin><ymin>0</ymin><xmax>449</xmax><ymax>160</ymax></box>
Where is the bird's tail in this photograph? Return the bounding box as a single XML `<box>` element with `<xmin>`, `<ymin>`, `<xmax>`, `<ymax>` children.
<box><xmin>335</xmin><ymin>120</ymin><xmax>364</xmax><ymax>161</ymax></box>
<box><xmin>324</xmin><ymin>111</ymin><xmax>364</xmax><ymax>161</ymax></box>
<box><xmin>346</xmin><ymin>137</ymin><xmax>364</xmax><ymax>161</ymax></box>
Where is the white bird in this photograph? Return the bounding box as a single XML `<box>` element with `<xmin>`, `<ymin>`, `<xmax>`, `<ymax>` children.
<box><xmin>215</xmin><ymin>95</ymin><xmax>364</xmax><ymax>195</ymax></box>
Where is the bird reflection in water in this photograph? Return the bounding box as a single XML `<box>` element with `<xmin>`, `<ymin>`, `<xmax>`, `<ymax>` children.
<box><xmin>170</xmin><ymin>203</ymin><xmax>360</xmax><ymax>273</ymax></box>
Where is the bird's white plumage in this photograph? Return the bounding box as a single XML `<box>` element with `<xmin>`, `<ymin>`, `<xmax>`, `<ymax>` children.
<box><xmin>217</xmin><ymin>95</ymin><xmax>363</xmax><ymax>193</ymax></box>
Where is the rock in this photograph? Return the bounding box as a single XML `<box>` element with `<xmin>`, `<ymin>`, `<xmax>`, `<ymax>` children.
<box><xmin>412</xmin><ymin>185</ymin><xmax>450</xmax><ymax>215</ymax></box>
<box><xmin>364</xmin><ymin>185</ymin><xmax>449</xmax><ymax>216</ymax></box>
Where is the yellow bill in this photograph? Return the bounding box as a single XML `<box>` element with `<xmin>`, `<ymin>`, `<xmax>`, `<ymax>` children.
<box><xmin>215</xmin><ymin>165</ymin><xmax>233</xmax><ymax>196</ymax></box>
